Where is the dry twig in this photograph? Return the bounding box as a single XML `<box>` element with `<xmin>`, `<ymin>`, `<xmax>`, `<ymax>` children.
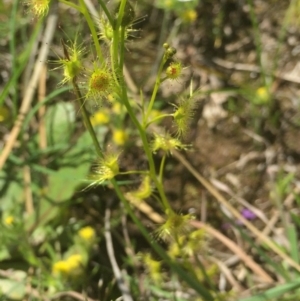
<box><xmin>105</xmin><ymin>208</ymin><xmax>133</xmax><ymax>301</ymax></box>
<box><xmin>173</xmin><ymin>150</ymin><xmax>300</xmax><ymax>273</ymax></box>
<box><xmin>0</xmin><ymin>9</ymin><xmax>58</xmax><ymax>169</ymax></box>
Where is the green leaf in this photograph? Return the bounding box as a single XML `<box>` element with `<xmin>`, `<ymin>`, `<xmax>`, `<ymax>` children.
<box><xmin>25</xmin><ymin>134</ymin><xmax>92</xmax><ymax>231</ymax></box>
<box><xmin>287</xmin><ymin>224</ymin><xmax>299</xmax><ymax>264</ymax></box>
<box><xmin>47</xmin><ymin>165</ymin><xmax>87</xmax><ymax>202</ymax></box>
<box><xmin>0</xmin><ymin>279</ymin><xmax>26</xmax><ymax>300</ymax></box>
<box><xmin>45</xmin><ymin>102</ymin><xmax>76</xmax><ymax>145</ymax></box>
<box><xmin>238</xmin><ymin>278</ymin><xmax>300</xmax><ymax>301</ymax></box>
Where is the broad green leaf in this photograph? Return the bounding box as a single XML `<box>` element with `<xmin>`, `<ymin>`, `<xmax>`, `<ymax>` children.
<box><xmin>45</xmin><ymin>102</ymin><xmax>76</xmax><ymax>145</ymax></box>
<box><xmin>47</xmin><ymin>165</ymin><xmax>88</xmax><ymax>202</ymax></box>
<box><xmin>0</xmin><ymin>279</ymin><xmax>26</xmax><ymax>300</ymax></box>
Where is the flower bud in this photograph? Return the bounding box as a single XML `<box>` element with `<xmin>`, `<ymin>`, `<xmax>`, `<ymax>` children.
<box><xmin>165</xmin><ymin>47</ymin><xmax>177</xmax><ymax>59</ymax></box>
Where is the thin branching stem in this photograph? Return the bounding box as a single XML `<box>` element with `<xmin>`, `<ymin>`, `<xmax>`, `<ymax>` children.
<box><xmin>117</xmin><ymin>38</ymin><xmax>171</xmax><ymax>211</ymax></box>
<box><xmin>146</xmin><ymin>113</ymin><xmax>172</xmax><ymax>128</ymax></box>
<box><xmin>144</xmin><ymin>56</ymin><xmax>166</xmax><ymax>123</ymax></box>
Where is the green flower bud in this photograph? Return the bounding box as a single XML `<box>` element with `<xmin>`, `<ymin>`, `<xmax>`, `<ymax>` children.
<box><xmin>165</xmin><ymin>47</ymin><xmax>177</xmax><ymax>59</ymax></box>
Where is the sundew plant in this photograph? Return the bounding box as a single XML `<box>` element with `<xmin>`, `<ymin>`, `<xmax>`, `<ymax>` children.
<box><xmin>21</xmin><ymin>0</ymin><xmax>217</xmax><ymax>299</ymax></box>
<box><xmin>2</xmin><ymin>0</ymin><xmax>298</xmax><ymax>300</ymax></box>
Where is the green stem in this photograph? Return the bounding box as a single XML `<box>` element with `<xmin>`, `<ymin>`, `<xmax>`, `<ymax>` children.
<box><xmin>109</xmin><ymin>0</ymin><xmax>171</xmax><ymax>212</ymax></box>
<box><xmin>78</xmin><ymin>0</ymin><xmax>104</xmax><ymax>63</ymax></box>
<box><xmin>119</xmin><ymin>170</ymin><xmax>149</xmax><ymax>175</ymax></box>
<box><xmin>110</xmin><ymin>42</ymin><xmax>120</xmax><ymax>87</ymax></box>
<box><xmin>144</xmin><ymin>56</ymin><xmax>166</xmax><ymax>123</ymax></box>
<box><xmin>146</xmin><ymin>113</ymin><xmax>172</xmax><ymax>128</ymax></box>
<box><xmin>111</xmin><ymin>0</ymin><xmax>127</xmax><ymax>69</ymax></box>
<box><xmin>115</xmin><ymin>0</ymin><xmax>127</xmax><ymax>29</ymax></box>
<box><xmin>119</xmin><ymin>26</ymin><xmax>126</xmax><ymax>70</ymax></box>
<box><xmin>112</xmin><ymin>30</ymin><xmax>120</xmax><ymax>75</ymax></box>
<box><xmin>98</xmin><ymin>0</ymin><xmax>114</xmax><ymax>26</ymax></box>
<box><xmin>116</xmin><ymin>34</ymin><xmax>171</xmax><ymax>211</ymax></box>
<box><xmin>120</xmin><ymin>80</ymin><xmax>171</xmax><ymax>211</ymax></box>
<box><xmin>159</xmin><ymin>155</ymin><xmax>166</xmax><ymax>183</ymax></box>
<box><xmin>72</xmin><ymin>79</ymin><xmax>103</xmax><ymax>159</ymax></box>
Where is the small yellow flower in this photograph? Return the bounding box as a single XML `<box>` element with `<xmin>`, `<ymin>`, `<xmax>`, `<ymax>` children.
<box><xmin>66</xmin><ymin>254</ymin><xmax>83</xmax><ymax>270</ymax></box>
<box><xmin>254</xmin><ymin>86</ymin><xmax>270</xmax><ymax>105</ymax></box>
<box><xmin>52</xmin><ymin>260</ymin><xmax>69</xmax><ymax>274</ymax></box>
<box><xmin>52</xmin><ymin>254</ymin><xmax>83</xmax><ymax>276</ymax></box>
<box><xmin>90</xmin><ymin>110</ymin><xmax>110</xmax><ymax>126</ymax></box>
<box><xmin>4</xmin><ymin>216</ymin><xmax>14</xmax><ymax>226</ymax></box>
<box><xmin>113</xmin><ymin>129</ymin><xmax>128</xmax><ymax>146</ymax></box>
<box><xmin>78</xmin><ymin>226</ymin><xmax>96</xmax><ymax>243</ymax></box>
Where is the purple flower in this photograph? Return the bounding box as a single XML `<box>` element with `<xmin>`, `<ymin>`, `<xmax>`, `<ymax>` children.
<box><xmin>241</xmin><ymin>208</ymin><xmax>256</xmax><ymax>220</ymax></box>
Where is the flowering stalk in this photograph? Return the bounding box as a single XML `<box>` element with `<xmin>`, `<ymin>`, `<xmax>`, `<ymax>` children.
<box><xmin>146</xmin><ymin>113</ymin><xmax>172</xmax><ymax>127</ymax></box>
<box><xmin>144</xmin><ymin>55</ymin><xmax>167</xmax><ymax>124</ymax></box>
<box><xmin>110</xmin><ymin>0</ymin><xmax>172</xmax><ymax>212</ymax></box>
